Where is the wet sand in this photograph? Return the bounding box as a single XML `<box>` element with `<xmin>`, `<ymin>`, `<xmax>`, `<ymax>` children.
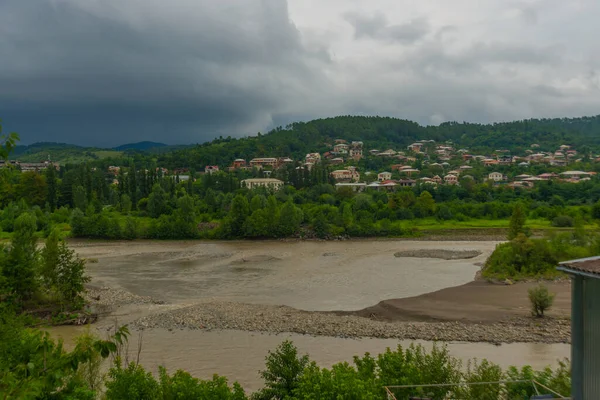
<box><xmin>71</xmin><ymin>239</ymin><xmax>497</xmax><ymax>311</ymax></box>
<box><xmin>351</xmin><ymin>280</ymin><xmax>571</xmax><ymax>323</ymax></box>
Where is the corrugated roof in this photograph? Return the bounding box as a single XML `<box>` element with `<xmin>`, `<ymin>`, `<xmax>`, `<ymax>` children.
<box><xmin>558</xmin><ymin>256</ymin><xmax>600</xmax><ymax>278</ymax></box>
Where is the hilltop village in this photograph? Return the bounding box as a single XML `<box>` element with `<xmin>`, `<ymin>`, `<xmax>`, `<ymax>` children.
<box><xmin>97</xmin><ymin>139</ymin><xmax>599</xmax><ymax>191</ymax></box>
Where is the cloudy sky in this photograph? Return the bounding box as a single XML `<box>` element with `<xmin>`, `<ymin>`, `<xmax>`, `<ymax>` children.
<box><xmin>1</xmin><ymin>0</ymin><xmax>599</xmax><ymax>146</ymax></box>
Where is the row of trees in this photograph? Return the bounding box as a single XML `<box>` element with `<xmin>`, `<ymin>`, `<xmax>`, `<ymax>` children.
<box><xmin>102</xmin><ymin>339</ymin><xmax>572</xmax><ymax>399</ymax></box>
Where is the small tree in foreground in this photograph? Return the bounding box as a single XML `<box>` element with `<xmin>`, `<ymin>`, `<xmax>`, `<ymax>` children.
<box><xmin>528</xmin><ymin>284</ymin><xmax>555</xmax><ymax>317</ymax></box>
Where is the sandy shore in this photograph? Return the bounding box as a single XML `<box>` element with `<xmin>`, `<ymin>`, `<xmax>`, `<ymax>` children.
<box><xmin>349</xmin><ymin>280</ymin><xmax>571</xmax><ymax>323</ymax></box>
<box><xmin>75</xmin><ymin>239</ymin><xmax>572</xmax><ymax>344</ymax></box>
<box><xmin>86</xmin><ymin>280</ymin><xmax>572</xmax><ymax>344</ymax></box>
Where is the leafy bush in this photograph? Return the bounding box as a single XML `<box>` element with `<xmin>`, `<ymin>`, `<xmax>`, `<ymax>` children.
<box><xmin>483</xmin><ymin>234</ymin><xmax>558</xmax><ymax>280</ymax></box>
<box><xmin>528</xmin><ymin>284</ymin><xmax>555</xmax><ymax>317</ymax></box>
<box><xmin>552</xmin><ymin>215</ymin><xmax>574</xmax><ymax>227</ymax></box>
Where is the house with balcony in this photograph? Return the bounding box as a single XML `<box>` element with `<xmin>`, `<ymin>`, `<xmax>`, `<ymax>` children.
<box><xmin>241</xmin><ymin>178</ymin><xmax>284</xmax><ymax>190</ymax></box>
<box><xmin>249</xmin><ymin>158</ymin><xmax>278</xmax><ymax>169</ymax></box>
<box><xmin>488</xmin><ymin>172</ymin><xmax>505</xmax><ymax>182</ymax></box>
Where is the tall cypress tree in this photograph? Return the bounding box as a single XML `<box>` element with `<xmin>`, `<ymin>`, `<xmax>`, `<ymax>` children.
<box><xmin>45</xmin><ymin>165</ymin><xmax>58</xmax><ymax>211</ymax></box>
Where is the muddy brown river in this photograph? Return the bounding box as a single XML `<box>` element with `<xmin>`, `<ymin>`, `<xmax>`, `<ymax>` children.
<box><xmin>50</xmin><ymin>240</ymin><xmax>569</xmax><ymax>392</ymax></box>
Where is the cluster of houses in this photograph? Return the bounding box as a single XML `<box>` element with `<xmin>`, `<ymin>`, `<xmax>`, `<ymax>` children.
<box><xmin>97</xmin><ymin>139</ymin><xmax>599</xmax><ymax>192</ymax></box>
<box><xmin>0</xmin><ymin>159</ymin><xmax>59</xmax><ymax>172</ymax></box>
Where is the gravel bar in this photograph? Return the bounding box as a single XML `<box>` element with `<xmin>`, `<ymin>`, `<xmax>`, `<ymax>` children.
<box><xmin>132</xmin><ymin>302</ymin><xmax>570</xmax><ymax>344</ymax></box>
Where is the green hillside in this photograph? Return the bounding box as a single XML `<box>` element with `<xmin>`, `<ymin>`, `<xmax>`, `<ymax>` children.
<box><xmin>11</xmin><ymin>143</ymin><xmax>123</xmax><ymax>164</ymax></box>
<box><xmin>155</xmin><ymin>115</ymin><xmax>600</xmax><ymax>169</ymax></box>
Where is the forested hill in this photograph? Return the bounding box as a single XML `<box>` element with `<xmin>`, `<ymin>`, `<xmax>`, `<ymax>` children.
<box><xmin>156</xmin><ymin>115</ymin><xmax>600</xmax><ymax>168</ymax></box>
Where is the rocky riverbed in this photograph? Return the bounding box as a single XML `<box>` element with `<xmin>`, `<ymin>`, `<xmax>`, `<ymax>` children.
<box><xmin>131</xmin><ymin>301</ymin><xmax>570</xmax><ymax>344</ymax></box>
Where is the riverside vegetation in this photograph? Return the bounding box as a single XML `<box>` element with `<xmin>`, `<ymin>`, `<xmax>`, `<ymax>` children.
<box><xmin>2</xmin><ymin>115</ymin><xmax>600</xmax><ymax>241</ymax></box>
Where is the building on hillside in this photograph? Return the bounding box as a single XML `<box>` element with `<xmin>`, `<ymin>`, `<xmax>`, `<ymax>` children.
<box><xmin>330</xmin><ymin>157</ymin><xmax>344</xmax><ymax>165</ymax></box>
<box><xmin>377</xmin><ymin>149</ymin><xmax>397</xmax><ymax>157</ymax></box>
<box><xmin>228</xmin><ymin>159</ymin><xmax>248</xmax><ymax>171</ymax></box>
<box><xmin>537</xmin><ymin>173</ymin><xmax>559</xmax><ymax>180</ymax></box>
<box><xmin>334</xmin><ymin>139</ymin><xmax>347</xmax><ymax>144</ymax></box>
<box><xmin>108</xmin><ymin>166</ymin><xmax>121</xmax><ymax>175</ymax></box>
<box><xmin>488</xmin><ymin>172</ymin><xmax>505</xmax><ymax>182</ymax></box>
<box><xmin>400</xmin><ymin>168</ymin><xmax>419</xmax><ymax>177</ymax></box>
<box><xmin>432</xmin><ymin>175</ymin><xmax>442</xmax><ymax>184</ymax></box>
<box><xmin>557</xmin><ymin>257</ymin><xmax>600</xmax><ymax>399</ymax></box>
<box><xmin>205</xmin><ymin>165</ymin><xmax>219</xmax><ymax>175</ymax></box>
<box><xmin>241</xmin><ymin>178</ymin><xmax>284</xmax><ymax>190</ymax></box>
<box><xmin>249</xmin><ymin>158</ymin><xmax>278</xmax><ymax>169</ymax></box>
<box><xmin>331</xmin><ymin>167</ymin><xmax>360</xmax><ymax>182</ymax></box>
<box><xmin>378</xmin><ymin>171</ymin><xmax>392</xmax><ymax>181</ymax></box>
<box><xmin>335</xmin><ymin>182</ymin><xmax>366</xmax><ymax>192</ymax></box>
<box><xmin>305</xmin><ymin>153</ymin><xmax>321</xmax><ymax>164</ymax></box>
<box><xmin>18</xmin><ymin>161</ymin><xmax>60</xmax><ymax>172</ymax></box>
<box><xmin>497</xmin><ymin>155</ymin><xmax>513</xmax><ymax>165</ymax></box>
<box><xmin>560</xmin><ymin>171</ymin><xmax>591</xmax><ymax>180</ymax></box>
<box><xmin>444</xmin><ymin>174</ymin><xmax>458</xmax><ymax>185</ymax></box>
<box><xmin>333</xmin><ymin>143</ymin><xmax>349</xmax><ymax>154</ymax></box>
<box><xmin>369</xmin><ymin>149</ymin><xmax>380</xmax><ymax>155</ymax></box>
<box><xmin>407</xmin><ymin>143</ymin><xmax>424</xmax><ymax>152</ymax></box>
<box><xmin>349</xmin><ymin>141</ymin><xmax>363</xmax><ymax>160</ymax></box>
<box><xmin>397</xmin><ymin>179</ymin><xmax>416</xmax><ymax>187</ymax></box>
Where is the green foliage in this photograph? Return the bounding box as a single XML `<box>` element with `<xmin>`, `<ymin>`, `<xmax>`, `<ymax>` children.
<box><xmin>0</xmin><ymin>311</ymin><xmax>126</xmax><ymax>399</ymax></box>
<box><xmin>148</xmin><ymin>184</ymin><xmax>170</xmax><ymax>218</ymax></box>
<box><xmin>74</xmin><ymin>185</ymin><xmax>88</xmax><ymax>211</ymax></box>
<box><xmin>105</xmin><ymin>363</ymin><xmax>247</xmax><ymax>400</ymax></box>
<box><xmin>120</xmin><ymin>194</ymin><xmax>132</xmax><ymax>214</ymax></box>
<box><xmin>253</xmin><ymin>340</ymin><xmax>309</xmax><ymax>400</ymax></box>
<box><xmin>2</xmin><ymin>213</ymin><xmax>39</xmax><ymax>305</ymax></box>
<box><xmin>528</xmin><ymin>284</ymin><xmax>555</xmax><ymax>317</ymax></box>
<box><xmin>483</xmin><ymin>234</ymin><xmax>558</xmax><ymax>280</ymax></box>
<box><xmin>45</xmin><ymin>165</ymin><xmax>58</xmax><ymax>211</ymax></box>
<box><xmin>552</xmin><ymin>215</ymin><xmax>574</xmax><ymax>227</ymax></box>
<box><xmin>508</xmin><ymin>202</ymin><xmax>527</xmax><ymax>240</ymax></box>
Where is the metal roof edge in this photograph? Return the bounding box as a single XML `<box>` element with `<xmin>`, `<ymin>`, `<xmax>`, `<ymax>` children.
<box><xmin>558</xmin><ymin>256</ymin><xmax>600</xmax><ymax>265</ymax></box>
<box><xmin>557</xmin><ymin>266</ymin><xmax>600</xmax><ymax>280</ymax></box>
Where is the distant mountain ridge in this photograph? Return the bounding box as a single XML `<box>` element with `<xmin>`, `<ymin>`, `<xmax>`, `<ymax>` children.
<box><xmin>114</xmin><ymin>141</ymin><xmax>168</xmax><ymax>151</ymax></box>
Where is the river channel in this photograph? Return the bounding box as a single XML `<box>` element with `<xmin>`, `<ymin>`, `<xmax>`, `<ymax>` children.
<box><xmin>50</xmin><ymin>240</ymin><xmax>570</xmax><ymax>392</ymax></box>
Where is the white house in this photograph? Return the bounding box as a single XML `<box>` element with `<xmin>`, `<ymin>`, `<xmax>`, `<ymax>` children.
<box><xmin>241</xmin><ymin>178</ymin><xmax>284</xmax><ymax>190</ymax></box>
<box><xmin>488</xmin><ymin>172</ymin><xmax>505</xmax><ymax>182</ymax></box>
<box><xmin>378</xmin><ymin>171</ymin><xmax>392</xmax><ymax>181</ymax></box>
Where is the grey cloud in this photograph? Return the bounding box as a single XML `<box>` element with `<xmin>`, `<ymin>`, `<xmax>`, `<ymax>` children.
<box><xmin>0</xmin><ymin>0</ymin><xmax>329</xmax><ymax>146</ymax></box>
<box><xmin>344</xmin><ymin>12</ymin><xmax>429</xmax><ymax>44</ymax></box>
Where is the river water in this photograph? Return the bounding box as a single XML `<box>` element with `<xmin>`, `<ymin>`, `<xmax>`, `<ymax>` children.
<box><xmin>49</xmin><ymin>240</ymin><xmax>569</xmax><ymax>392</ymax></box>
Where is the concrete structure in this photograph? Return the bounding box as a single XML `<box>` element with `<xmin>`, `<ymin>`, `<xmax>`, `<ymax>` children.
<box><xmin>560</xmin><ymin>171</ymin><xmax>591</xmax><ymax>179</ymax></box>
<box><xmin>488</xmin><ymin>172</ymin><xmax>505</xmax><ymax>182</ymax></box>
<box><xmin>249</xmin><ymin>158</ymin><xmax>278</xmax><ymax>169</ymax></box>
<box><xmin>378</xmin><ymin>171</ymin><xmax>392</xmax><ymax>181</ymax></box>
<box><xmin>557</xmin><ymin>257</ymin><xmax>600</xmax><ymax>399</ymax></box>
<box><xmin>205</xmin><ymin>165</ymin><xmax>219</xmax><ymax>175</ymax></box>
<box><xmin>331</xmin><ymin>167</ymin><xmax>360</xmax><ymax>182</ymax></box>
<box><xmin>444</xmin><ymin>174</ymin><xmax>458</xmax><ymax>185</ymax></box>
<box><xmin>305</xmin><ymin>153</ymin><xmax>321</xmax><ymax>164</ymax></box>
<box><xmin>335</xmin><ymin>182</ymin><xmax>366</xmax><ymax>192</ymax></box>
<box><xmin>241</xmin><ymin>178</ymin><xmax>284</xmax><ymax>190</ymax></box>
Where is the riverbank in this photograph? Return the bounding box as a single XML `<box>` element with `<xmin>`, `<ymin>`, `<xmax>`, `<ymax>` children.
<box><xmin>69</xmin><ymin>239</ymin><xmax>571</xmax><ymax>345</ymax></box>
<box><xmin>130</xmin><ymin>300</ymin><xmax>569</xmax><ymax>344</ymax></box>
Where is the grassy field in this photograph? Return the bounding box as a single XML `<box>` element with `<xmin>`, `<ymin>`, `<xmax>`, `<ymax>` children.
<box><xmin>15</xmin><ymin>149</ymin><xmax>123</xmax><ymax>164</ymax></box>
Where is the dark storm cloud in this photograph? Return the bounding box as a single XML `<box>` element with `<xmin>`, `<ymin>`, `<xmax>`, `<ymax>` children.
<box><xmin>344</xmin><ymin>12</ymin><xmax>429</xmax><ymax>44</ymax></box>
<box><xmin>0</xmin><ymin>0</ymin><xmax>328</xmax><ymax>146</ymax></box>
